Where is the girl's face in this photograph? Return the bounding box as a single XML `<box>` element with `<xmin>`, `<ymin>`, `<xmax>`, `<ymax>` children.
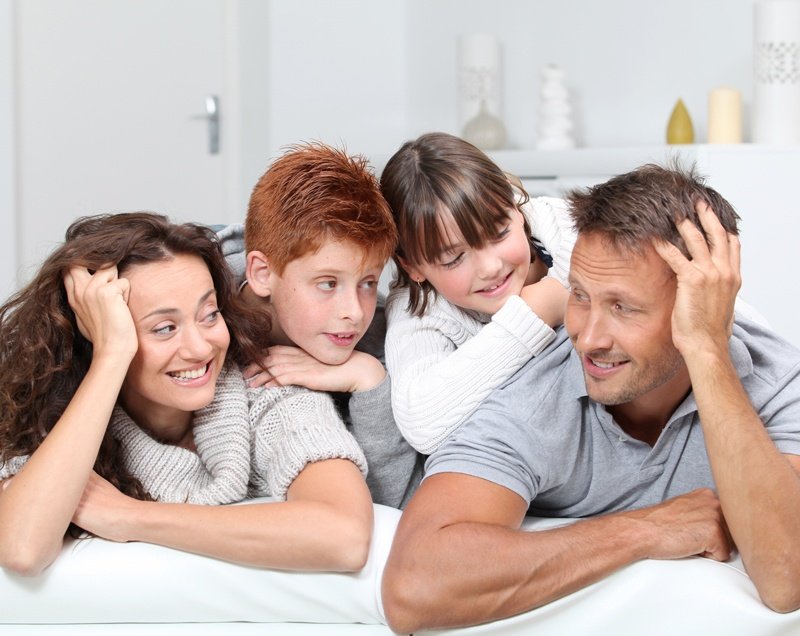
<box><xmin>118</xmin><ymin>254</ymin><xmax>230</xmax><ymax>442</ymax></box>
<box><xmin>402</xmin><ymin>207</ymin><xmax>531</xmax><ymax>315</ymax></box>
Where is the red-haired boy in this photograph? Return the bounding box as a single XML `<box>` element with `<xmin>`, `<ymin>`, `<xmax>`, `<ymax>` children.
<box><xmin>217</xmin><ymin>143</ymin><xmax>422</xmax><ymax>508</ymax></box>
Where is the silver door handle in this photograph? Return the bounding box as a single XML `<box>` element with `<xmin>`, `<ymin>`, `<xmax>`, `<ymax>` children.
<box><xmin>191</xmin><ymin>95</ymin><xmax>220</xmax><ymax>154</ymax></box>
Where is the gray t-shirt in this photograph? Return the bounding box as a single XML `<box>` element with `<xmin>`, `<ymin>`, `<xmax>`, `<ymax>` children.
<box><xmin>426</xmin><ymin>318</ymin><xmax>800</xmax><ymax>517</ymax></box>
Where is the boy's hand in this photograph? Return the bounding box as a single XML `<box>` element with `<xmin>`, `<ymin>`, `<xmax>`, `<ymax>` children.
<box><xmin>519</xmin><ymin>277</ymin><xmax>568</xmax><ymax>328</ymax></box>
<box><xmin>244</xmin><ymin>346</ymin><xmax>386</xmax><ymax>393</ymax></box>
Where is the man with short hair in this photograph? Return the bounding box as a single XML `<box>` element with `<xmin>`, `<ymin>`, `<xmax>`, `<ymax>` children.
<box><xmin>382</xmin><ymin>164</ymin><xmax>800</xmax><ymax>633</ymax></box>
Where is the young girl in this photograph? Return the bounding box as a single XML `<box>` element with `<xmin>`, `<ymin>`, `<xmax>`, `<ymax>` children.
<box><xmin>380</xmin><ymin>132</ymin><xmax>576</xmax><ymax>454</ymax></box>
<box><xmin>0</xmin><ymin>213</ymin><xmax>372</xmax><ymax>576</ymax></box>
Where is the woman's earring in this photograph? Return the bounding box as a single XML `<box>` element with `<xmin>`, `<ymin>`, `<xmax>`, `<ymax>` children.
<box><xmin>415</xmin><ymin>278</ymin><xmax>423</xmax><ymax>289</ymax></box>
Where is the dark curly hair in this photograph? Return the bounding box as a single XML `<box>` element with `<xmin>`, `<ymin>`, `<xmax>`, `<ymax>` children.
<box><xmin>0</xmin><ymin>212</ymin><xmax>271</xmax><ymax>504</ymax></box>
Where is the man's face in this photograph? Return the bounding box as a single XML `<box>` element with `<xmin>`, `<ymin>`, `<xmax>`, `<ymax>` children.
<box><xmin>266</xmin><ymin>239</ymin><xmax>384</xmax><ymax>365</ymax></box>
<box><xmin>564</xmin><ymin>232</ymin><xmax>690</xmax><ymax>410</ymax></box>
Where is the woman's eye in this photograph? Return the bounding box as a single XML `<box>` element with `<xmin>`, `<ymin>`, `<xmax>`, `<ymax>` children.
<box><xmin>203</xmin><ymin>309</ymin><xmax>221</xmax><ymax>323</ymax></box>
<box><xmin>441</xmin><ymin>252</ymin><xmax>465</xmax><ymax>269</ymax></box>
<box><xmin>318</xmin><ymin>280</ymin><xmax>336</xmax><ymax>291</ymax></box>
<box><xmin>153</xmin><ymin>324</ymin><xmax>176</xmax><ymax>335</ymax></box>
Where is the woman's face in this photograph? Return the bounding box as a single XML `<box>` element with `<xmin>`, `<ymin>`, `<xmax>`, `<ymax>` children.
<box><xmin>118</xmin><ymin>254</ymin><xmax>230</xmax><ymax>441</ymax></box>
<box><xmin>402</xmin><ymin>207</ymin><xmax>532</xmax><ymax>315</ymax></box>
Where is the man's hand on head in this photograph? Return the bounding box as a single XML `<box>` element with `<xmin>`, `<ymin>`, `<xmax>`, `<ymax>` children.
<box><xmin>243</xmin><ymin>347</ymin><xmax>386</xmax><ymax>393</ymax></box>
<box><xmin>652</xmin><ymin>200</ymin><xmax>741</xmax><ymax>358</ymax></box>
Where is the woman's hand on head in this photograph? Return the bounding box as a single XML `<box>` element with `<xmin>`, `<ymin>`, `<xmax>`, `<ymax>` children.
<box><xmin>63</xmin><ymin>266</ymin><xmax>138</xmax><ymax>362</ymax></box>
<box><xmin>520</xmin><ymin>277</ymin><xmax>568</xmax><ymax>328</ymax></box>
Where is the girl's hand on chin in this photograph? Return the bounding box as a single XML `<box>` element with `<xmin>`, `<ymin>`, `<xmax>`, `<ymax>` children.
<box><xmin>520</xmin><ymin>277</ymin><xmax>568</xmax><ymax>328</ymax></box>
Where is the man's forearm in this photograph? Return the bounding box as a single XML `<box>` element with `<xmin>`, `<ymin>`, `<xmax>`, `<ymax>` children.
<box><xmin>383</xmin><ymin>484</ymin><xmax>728</xmax><ymax>633</ymax></box>
<box><xmin>688</xmin><ymin>350</ymin><xmax>800</xmax><ymax>612</ymax></box>
<box><xmin>384</xmin><ymin>516</ymin><xmax>645</xmax><ymax>632</ymax></box>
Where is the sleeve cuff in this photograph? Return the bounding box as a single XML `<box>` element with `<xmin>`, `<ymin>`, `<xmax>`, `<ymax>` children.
<box><xmin>492</xmin><ymin>295</ymin><xmax>556</xmax><ymax>356</ymax></box>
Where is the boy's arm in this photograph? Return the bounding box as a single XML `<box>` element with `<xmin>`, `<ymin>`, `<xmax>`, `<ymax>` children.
<box><xmin>346</xmin><ymin>374</ymin><xmax>424</xmax><ymax>509</ymax></box>
<box><xmin>214</xmin><ymin>223</ymin><xmax>247</xmax><ymax>285</ymax></box>
<box><xmin>383</xmin><ymin>473</ymin><xmax>731</xmax><ymax>633</ymax></box>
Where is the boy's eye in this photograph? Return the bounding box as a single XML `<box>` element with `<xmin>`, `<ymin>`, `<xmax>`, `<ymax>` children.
<box><xmin>440</xmin><ymin>252</ymin><xmax>465</xmax><ymax>269</ymax></box>
<box><xmin>318</xmin><ymin>280</ymin><xmax>337</xmax><ymax>291</ymax></box>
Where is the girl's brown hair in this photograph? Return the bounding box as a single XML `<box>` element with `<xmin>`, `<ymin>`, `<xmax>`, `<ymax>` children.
<box><xmin>380</xmin><ymin>132</ymin><xmax>531</xmax><ymax>315</ymax></box>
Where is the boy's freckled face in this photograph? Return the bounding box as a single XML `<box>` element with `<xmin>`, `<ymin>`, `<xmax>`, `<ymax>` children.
<box><xmin>267</xmin><ymin>240</ymin><xmax>384</xmax><ymax>365</ymax></box>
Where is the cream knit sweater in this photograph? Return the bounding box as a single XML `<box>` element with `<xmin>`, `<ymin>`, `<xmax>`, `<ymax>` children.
<box><xmin>1</xmin><ymin>366</ymin><xmax>367</xmax><ymax>503</ymax></box>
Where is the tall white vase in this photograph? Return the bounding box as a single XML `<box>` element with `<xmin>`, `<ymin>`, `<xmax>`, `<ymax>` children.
<box><xmin>458</xmin><ymin>34</ymin><xmax>503</xmax><ymax>134</ymax></box>
<box><xmin>753</xmin><ymin>0</ymin><xmax>800</xmax><ymax>144</ymax></box>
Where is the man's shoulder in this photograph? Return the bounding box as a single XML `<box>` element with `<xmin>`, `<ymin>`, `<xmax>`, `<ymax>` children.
<box><xmin>733</xmin><ymin>317</ymin><xmax>800</xmax><ymax>387</ymax></box>
<box><xmin>449</xmin><ymin>328</ymin><xmax>579</xmax><ymax>433</ymax></box>
<box><xmin>497</xmin><ymin>327</ymin><xmax>579</xmax><ymax>395</ymax></box>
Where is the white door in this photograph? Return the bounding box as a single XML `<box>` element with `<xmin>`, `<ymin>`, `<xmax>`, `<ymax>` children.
<box><xmin>14</xmin><ymin>0</ymin><xmax>234</xmax><ymax>283</ymax></box>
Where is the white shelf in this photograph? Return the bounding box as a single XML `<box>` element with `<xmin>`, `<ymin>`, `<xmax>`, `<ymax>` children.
<box><xmin>487</xmin><ymin>144</ymin><xmax>800</xmax><ymax>178</ymax></box>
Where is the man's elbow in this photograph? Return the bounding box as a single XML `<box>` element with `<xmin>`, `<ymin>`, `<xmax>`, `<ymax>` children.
<box><xmin>382</xmin><ymin>562</ymin><xmax>434</xmax><ymax>634</ymax></box>
<box><xmin>760</xmin><ymin>583</ymin><xmax>800</xmax><ymax>614</ymax></box>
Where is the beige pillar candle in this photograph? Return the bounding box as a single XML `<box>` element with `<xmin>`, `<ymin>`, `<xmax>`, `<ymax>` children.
<box><xmin>708</xmin><ymin>87</ymin><xmax>743</xmax><ymax>143</ymax></box>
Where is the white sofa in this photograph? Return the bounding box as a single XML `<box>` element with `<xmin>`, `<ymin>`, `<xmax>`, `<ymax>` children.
<box><xmin>2</xmin><ymin>502</ymin><xmax>799</xmax><ymax>636</ymax></box>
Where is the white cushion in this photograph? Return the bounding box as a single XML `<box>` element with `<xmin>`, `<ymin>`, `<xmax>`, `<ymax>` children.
<box><xmin>3</xmin><ymin>506</ymin><xmax>800</xmax><ymax>635</ymax></box>
<box><xmin>1</xmin><ymin>501</ymin><xmax>400</xmax><ymax>626</ymax></box>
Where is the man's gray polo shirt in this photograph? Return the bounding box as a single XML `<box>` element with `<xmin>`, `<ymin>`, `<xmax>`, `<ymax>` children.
<box><xmin>425</xmin><ymin>318</ymin><xmax>800</xmax><ymax>517</ymax></box>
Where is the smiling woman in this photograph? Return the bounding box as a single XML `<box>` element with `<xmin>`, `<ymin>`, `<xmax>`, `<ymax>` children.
<box><xmin>0</xmin><ymin>212</ymin><xmax>373</xmax><ymax>577</ymax></box>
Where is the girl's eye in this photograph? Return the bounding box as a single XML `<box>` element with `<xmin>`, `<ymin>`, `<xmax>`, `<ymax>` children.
<box><xmin>359</xmin><ymin>279</ymin><xmax>378</xmax><ymax>290</ymax></box>
<box><xmin>493</xmin><ymin>225</ymin><xmax>511</xmax><ymax>241</ymax></box>
<box><xmin>441</xmin><ymin>252</ymin><xmax>465</xmax><ymax>269</ymax></box>
<box><xmin>318</xmin><ymin>280</ymin><xmax>336</xmax><ymax>291</ymax></box>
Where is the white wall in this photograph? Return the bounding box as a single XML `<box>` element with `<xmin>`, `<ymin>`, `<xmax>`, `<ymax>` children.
<box><xmin>0</xmin><ymin>0</ymin><xmax>17</xmax><ymax>301</ymax></box>
<box><xmin>1</xmin><ymin>0</ymin><xmax>773</xmax><ymax>295</ymax></box>
<box><xmin>230</xmin><ymin>0</ymin><xmax>408</xmax><ymax>218</ymax></box>
<box><xmin>405</xmin><ymin>0</ymin><xmax>755</xmax><ymax>149</ymax></box>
